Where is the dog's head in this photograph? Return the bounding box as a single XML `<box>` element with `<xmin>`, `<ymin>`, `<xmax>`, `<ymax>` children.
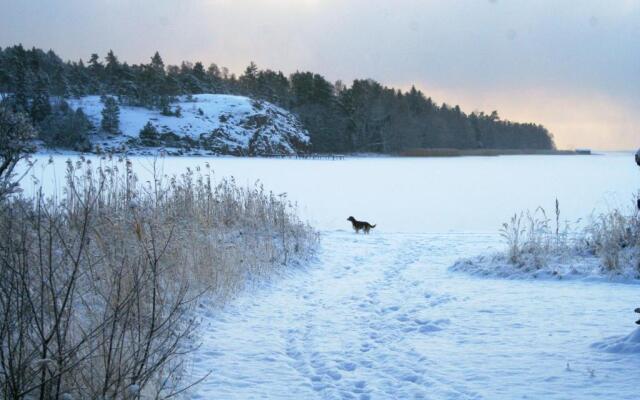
<box><xmin>347</xmin><ymin>216</ymin><xmax>355</xmax><ymax>222</ymax></box>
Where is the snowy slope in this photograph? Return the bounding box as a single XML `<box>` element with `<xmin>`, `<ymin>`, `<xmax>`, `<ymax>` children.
<box><xmin>67</xmin><ymin>94</ymin><xmax>310</xmax><ymax>155</ymax></box>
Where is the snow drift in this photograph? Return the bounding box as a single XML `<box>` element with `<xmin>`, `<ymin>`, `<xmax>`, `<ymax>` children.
<box><xmin>592</xmin><ymin>328</ymin><xmax>640</xmax><ymax>354</ymax></box>
<box><xmin>450</xmin><ymin>250</ymin><xmax>640</xmax><ymax>283</ymax></box>
<box><xmin>67</xmin><ymin>94</ymin><xmax>310</xmax><ymax>155</ymax></box>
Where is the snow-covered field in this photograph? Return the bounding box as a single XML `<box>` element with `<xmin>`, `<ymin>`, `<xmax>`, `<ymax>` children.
<box><xmin>18</xmin><ymin>152</ymin><xmax>640</xmax><ymax>399</ymax></box>
<box><xmin>190</xmin><ymin>232</ymin><xmax>638</xmax><ymax>399</ymax></box>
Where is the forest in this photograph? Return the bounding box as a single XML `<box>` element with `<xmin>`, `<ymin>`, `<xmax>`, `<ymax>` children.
<box><xmin>0</xmin><ymin>45</ymin><xmax>555</xmax><ymax>153</ymax></box>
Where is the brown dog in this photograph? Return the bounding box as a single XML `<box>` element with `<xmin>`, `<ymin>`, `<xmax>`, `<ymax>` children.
<box><xmin>347</xmin><ymin>216</ymin><xmax>376</xmax><ymax>234</ymax></box>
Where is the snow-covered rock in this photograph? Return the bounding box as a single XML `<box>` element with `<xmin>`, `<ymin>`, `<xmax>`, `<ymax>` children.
<box><xmin>67</xmin><ymin>94</ymin><xmax>310</xmax><ymax>155</ymax></box>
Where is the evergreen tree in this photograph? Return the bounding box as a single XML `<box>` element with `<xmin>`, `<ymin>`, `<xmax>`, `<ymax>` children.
<box><xmin>88</xmin><ymin>53</ymin><xmax>102</xmax><ymax>72</ymax></box>
<box><xmin>139</xmin><ymin>51</ymin><xmax>168</xmax><ymax>106</ymax></box>
<box><xmin>193</xmin><ymin>61</ymin><xmax>206</xmax><ymax>83</ymax></box>
<box><xmin>87</xmin><ymin>53</ymin><xmax>104</xmax><ymax>92</ymax></box>
<box><xmin>100</xmin><ymin>95</ymin><xmax>120</xmax><ymax>134</ymax></box>
<box><xmin>40</xmin><ymin>101</ymin><xmax>91</xmax><ymax>150</ymax></box>
<box><xmin>139</xmin><ymin>121</ymin><xmax>159</xmax><ymax>145</ymax></box>
<box><xmin>150</xmin><ymin>51</ymin><xmax>165</xmax><ymax>73</ymax></box>
<box><xmin>11</xmin><ymin>45</ymin><xmax>29</xmax><ymax>113</ymax></box>
<box><xmin>240</xmin><ymin>62</ymin><xmax>259</xmax><ymax>94</ymax></box>
<box><xmin>104</xmin><ymin>50</ymin><xmax>121</xmax><ymax>92</ymax></box>
<box><xmin>29</xmin><ymin>73</ymin><xmax>51</xmax><ymax>122</ymax></box>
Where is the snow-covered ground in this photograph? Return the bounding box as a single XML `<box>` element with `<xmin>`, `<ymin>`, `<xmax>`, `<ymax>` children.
<box><xmin>17</xmin><ymin>152</ymin><xmax>640</xmax><ymax>399</ymax></box>
<box><xmin>451</xmin><ymin>248</ymin><xmax>640</xmax><ymax>283</ymax></box>
<box><xmin>66</xmin><ymin>94</ymin><xmax>310</xmax><ymax>155</ymax></box>
<box><xmin>189</xmin><ymin>232</ymin><xmax>639</xmax><ymax>399</ymax></box>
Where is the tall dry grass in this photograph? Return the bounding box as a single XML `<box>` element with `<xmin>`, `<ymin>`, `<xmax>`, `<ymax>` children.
<box><xmin>500</xmin><ymin>199</ymin><xmax>639</xmax><ymax>273</ymax></box>
<box><xmin>0</xmin><ymin>155</ymin><xmax>317</xmax><ymax>399</ymax></box>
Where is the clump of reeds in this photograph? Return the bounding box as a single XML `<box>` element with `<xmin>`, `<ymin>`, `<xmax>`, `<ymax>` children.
<box><xmin>500</xmin><ymin>198</ymin><xmax>639</xmax><ymax>273</ymax></box>
<box><xmin>0</xmin><ymin>155</ymin><xmax>317</xmax><ymax>399</ymax></box>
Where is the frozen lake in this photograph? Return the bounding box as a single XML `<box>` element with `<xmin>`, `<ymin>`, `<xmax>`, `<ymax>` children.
<box><xmin>22</xmin><ymin>152</ymin><xmax>639</xmax><ymax>233</ymax></box>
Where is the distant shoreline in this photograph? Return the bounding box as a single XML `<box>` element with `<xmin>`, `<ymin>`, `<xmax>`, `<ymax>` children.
<box><xmin>397</xmin><ymin>148</ymin><xmax>592</xmax><ymax>157</ymax></box>
<box><xmin>31</xmin><ymin>148</ymin><xmax>596</xmax><ymax>159</ymax></box>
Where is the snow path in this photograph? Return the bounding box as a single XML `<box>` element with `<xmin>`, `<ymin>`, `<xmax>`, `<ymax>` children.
<box><xmin>189</xmin><ymin>231</ymin><xmax>639</xmax><ymax>399</ymax></box>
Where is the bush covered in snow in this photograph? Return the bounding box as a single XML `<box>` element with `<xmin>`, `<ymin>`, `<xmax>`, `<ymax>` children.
<box><xmin>0</xmin><ymin>155</ymin><xmax>317</xmax><ymax>399</ymax></box>
<box><xmin>451</xmin><ymin>201</ymin><xmax>640</xmax><ymax>281</ymax></box>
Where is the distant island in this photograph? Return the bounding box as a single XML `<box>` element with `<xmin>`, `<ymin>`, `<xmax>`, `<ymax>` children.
<box><xmin>0</xmin><ymin>45</ymin><xmax>555</xmax><ymax>155</ymax></box>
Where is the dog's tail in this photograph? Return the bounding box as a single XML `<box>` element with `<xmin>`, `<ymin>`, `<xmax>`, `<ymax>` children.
<box><xmin>371</xmin><ymin>224</ymin><xmax>376</xmax><ymax>228</ymax></box>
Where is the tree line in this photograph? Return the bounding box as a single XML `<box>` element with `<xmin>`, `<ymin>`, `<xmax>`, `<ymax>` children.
<box><xmin>0</xmin><ymin>44</ymin><xmax>555</xmax><ymax>152</ymax></box>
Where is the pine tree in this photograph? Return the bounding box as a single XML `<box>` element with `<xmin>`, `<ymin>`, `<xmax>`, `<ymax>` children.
<box><xmin>139</xmin><ymin>121</ymin><xmax>158</xmax><ymax>143</ymax></box>
<box><xmin>105</xmin><ymin>50</ymin><xmax>120</xmax><ymax>92</ymax></box>
<box><xmin>240</xmin><ymin>62</ymin><xmax>259</xmax><ymax>94</ymax></box>
<box><xmin>105</xmin><ymin>50</ymin><xmax>119</xmax><ymax>72</ymax></box>
<box><xmin>150</xmin><ymin>51</ymin><xmax>165</xmax><ymax>74</ymax></box>
<box><xmin>30</xmin><ymin>73</ymin><xmax>51</xmax><ymax>123</ymax></box>
<box><xmin>100</xmin><ymin>95</ymin><xmax>120</xmax><ymax>134</ymax></box>
<box><xmin>87</xmin><ymin>53</ymin><xmax>104</xmax><ymax>92</ymax></box>
<box><xmin>11</xmin><ymin>45</ymin><xmax>29</xmax><ymax>112</ymax></box>
<box><xmin>88</xmin><ymin>53</ymin><xmax>102</xmax><ymax>71</ymax></box>
<box><xmin>50</xmin><ymin>64</ymin><xmax>70</xmax><ymax>97</ymax></box>
<box><xmin>39</xmin><ymin>101</ymin><xmax>91</xmax><ymax>150</ymax></box>
<box><xmin>69</xmin><ymin>107</ymin><xmax>92</xmax><ymax>150</ymax></box>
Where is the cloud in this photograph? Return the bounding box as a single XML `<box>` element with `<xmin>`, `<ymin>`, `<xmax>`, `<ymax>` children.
<box><xmin>1</xmin><ymin>0</ymin><xmax>638</xmax><ymax>149</ymax></box>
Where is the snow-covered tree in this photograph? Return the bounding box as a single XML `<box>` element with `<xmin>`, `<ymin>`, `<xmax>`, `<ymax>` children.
<box><xmin>0</xmin><ymin>105</ymin><xmax>36</xmax><ymax>199</ymax></box>
<box><xmin>39</xmin><ymin>101</ymin><xmax>92</xmax><ymax>150</ymax></box>
<box><xmin>100</xmin><ymin>95</ymin><xmax>120</xmax><ymax>134</ymax></box>
<box><xmin>139</xmin><ymin>121</ymin><xmax>158</xmax><ymax>142</ymax></box>
<box><xmin>29</xmin><ymin>73</ymin><xmax>51</xmax><ymax>122</ymax></box>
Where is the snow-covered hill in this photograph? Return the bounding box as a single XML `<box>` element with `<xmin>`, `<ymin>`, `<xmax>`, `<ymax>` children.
<box><xmin>67</xmin><ymin>94</ymin><xmax>310</xmax><ymax>155</ymax></box>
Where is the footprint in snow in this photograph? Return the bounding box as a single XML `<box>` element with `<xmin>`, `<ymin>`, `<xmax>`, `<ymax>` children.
<box><xmin>339</xmin><ymin>361</ymin><xmax>357</xmax><ymax>372</ymax></box>
<box><xmin>360</xmin><ymin>342</ymin><xmax>374</xmax><ymax>352</ymax></box>
<box><xmin>418</xmin><ymin>325</ymin><xmax>443</xmax><ymax>334</ymax></box>
<box><xmin>325</xmin><ymin>369</ymin><xmax>342</xmax><ymax>381</ymax></box>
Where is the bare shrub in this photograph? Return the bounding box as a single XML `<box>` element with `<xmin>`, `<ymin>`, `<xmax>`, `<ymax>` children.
<box><xmin>0</xmin><ymin>155</ymin><xmax>317</xmax><ymax>399</ymax></box>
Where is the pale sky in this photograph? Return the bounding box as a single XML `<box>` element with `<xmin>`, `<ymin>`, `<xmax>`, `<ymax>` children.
<box><xmin>1</xmin><ymin>0</ymin><xmax>638</xmax><ymax>150</ymax></box>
